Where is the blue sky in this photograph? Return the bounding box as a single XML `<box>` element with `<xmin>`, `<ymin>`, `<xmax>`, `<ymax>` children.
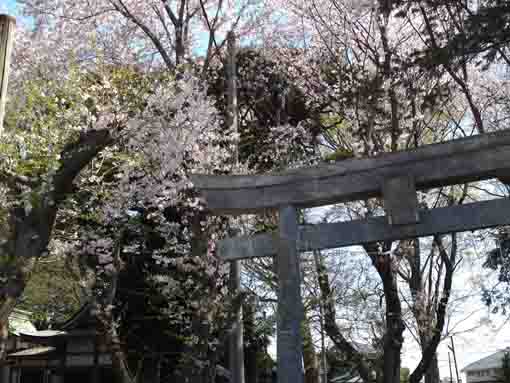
<box><xmin>0</xmin><ymin>0</ymin><xmax>17</xmax><ymax>16</ymax></box>
<box><xmin>2</xmin><ymin>0</ymin><xmax>17</xmax><ymax>14</ymax></box>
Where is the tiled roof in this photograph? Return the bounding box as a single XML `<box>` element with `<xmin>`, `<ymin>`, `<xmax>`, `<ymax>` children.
<box><xmin>462</xmin><ymin>348</ymin><xmax>510</xmax><ymax>372</ymax></box>
<box><xmin>19</xmin><ymin>330</ymin><xmax>67</xmax><ymax>337</ymax></box>
<box><xmin>8</xmin><ymin>346</ymin><xmax>55</xmax><ymax>358</ymax></box>
<box><xmin>330</xmin><ymin>370</ymin><xmax>364</xmax><ymax>383</ymax></box>
<box><xmin>8</xmin><ymin>309</ymin><xmax>37</xmax><ymax>336</ymax></box>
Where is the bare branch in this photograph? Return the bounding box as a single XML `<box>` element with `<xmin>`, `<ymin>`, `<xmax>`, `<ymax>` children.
<box><xmin>110</xmin><ymin>0</ymin><xmax>175</xmax><ymax>70</ymax></box>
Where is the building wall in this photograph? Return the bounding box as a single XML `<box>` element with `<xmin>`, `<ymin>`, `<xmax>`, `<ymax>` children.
<box><xmin>66</xmin><ymin>338</ymin><xmax>94</xmax><ymax>354</ymax></box>
<box><xmin>2</xmin><ymin>364</ymin><xmax>9</xmax><ymax>383</ymax></box>
<box><xmin>465</xmin><ymin>368</ymin><xmax>504</xmax><ymax>383</ymax></box>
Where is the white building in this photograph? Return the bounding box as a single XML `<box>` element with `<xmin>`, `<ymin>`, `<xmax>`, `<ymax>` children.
<box><xmin>462</xmin><ymin>348</ymin><xmax>510</xmax><ymax>383</ymax></box>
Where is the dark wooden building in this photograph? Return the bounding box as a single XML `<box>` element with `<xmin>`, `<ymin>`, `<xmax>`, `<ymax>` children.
<box><xmin>3</xmin><ymin>304</ymin><xmax>113</xmax><ymax>383</ymax></box>
<box><xmin>1</xmin><ymin>306</ymin><xmax>272</xmax><ymax>382</ymax></box>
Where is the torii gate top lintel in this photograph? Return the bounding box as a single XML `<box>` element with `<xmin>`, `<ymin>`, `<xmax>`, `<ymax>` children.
<box><xmin>191</xmin><ymin>129</ymin><xmax>510</xmax><ymax>215</ymax></box>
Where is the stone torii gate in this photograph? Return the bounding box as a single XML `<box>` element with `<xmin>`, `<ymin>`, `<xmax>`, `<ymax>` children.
<box><xmin>191</xmin><ymin>130</ymin><xmax>510</xmax><ymax>383</ymax></box>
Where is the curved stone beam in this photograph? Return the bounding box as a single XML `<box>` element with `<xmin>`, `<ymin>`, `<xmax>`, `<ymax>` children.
<box><xmin>191</xmin><ymin>130</ymin><xmax>510</xmax><ymax>214</ymax></box>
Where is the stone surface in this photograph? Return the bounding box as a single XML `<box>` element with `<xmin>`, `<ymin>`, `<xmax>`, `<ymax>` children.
<box><xmin>191</xmin><ymin>130</ymin><xmax>510</xmax><ymax>214</ymax></box>
<box><xmin>382</xmin><ymin>176</ymin><xmax>419</xmax><ymax>225</ymax></box>
<box><xmin>218</xmin><ymin>198</ymin><xmax>510</xmax><ymax>260</ymax></box>
<box><xmin>277</xmin><ymin>205</ymin><xmax>304</xmax><ymax>383</ymax></box>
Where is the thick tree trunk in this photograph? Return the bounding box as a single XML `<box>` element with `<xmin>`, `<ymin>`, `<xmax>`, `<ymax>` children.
<box><xmin>109</xmin><ymin>328</ymin><xmax>136</xmax><ymax>383</ymax></box>
<box><xmin>424</xmin><ymin>354</ymin><xmax>440</xmax><ymax>383</ymax></box>
<box><xmin>302</xmin><ymin>319</ymin><xmax>319</xmax><ymax>383</ymax></box>
<box><xmin>409</xmin><ymin>235</ymin><xmax>456</xmax><ymax>383</ymax></box>
<box><xmin>364</xmin><ymin>243</ymin><xmax>405</xmax><ymax>383</ymax></box>
<box><xmin>381</xmin><ymin>275</ymin><xmax>405</xmax><ymax>383</ymax></box>
<box><xmin>0</xmin><ymin>129</ymin><xmax>112</xmax><ymax>360</ymax></box>
<box><xmin>175</xmin><ymin>25</ymin><xmax>185</xmax><ymax>66</ymax></box>
<box><xmin>405</xmin><ymin>239</ymin><xmax>440</xmax><ymax>383</ymax></box>
<box><xmin>98</xmin><ymin>231</ymin><xmax>137</xmax><ymax>383</ymax></box>
<box><xmin>244</xmin><ymin>298</ymin><xmax>258</xmax><ymax>383</ymax></box>
<box><xmin>0</xmin><ymin>130</ymin><xmax>113</xmax><ymax>366</ymax></box>
<box><xmin>0</xmin><ymin>320</ymin><xmax>8</xmax><ymax>360</ymax></box>
<box><xmin>245</xmin><ymin>345</ymin><xmax>258</xmax><ymax>383</ymax></box>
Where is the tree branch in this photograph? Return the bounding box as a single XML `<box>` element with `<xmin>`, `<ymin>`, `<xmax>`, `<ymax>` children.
<box><xmin>0</xmin><ymin>170</ymin><xmax>36</xmax><ymax>192</ymax></box>
<box><xmin>52</xmin><ymin>129</ymin><xmax>113</xmax><ymax>202</ymax></box>
<box><xmin>111</xmin><ymin>0</ymin><xmax>175</xmax><ymax>70</ymax></box>
<box><xmin>409</xmin><ymin>235</ymin><xmax>455</xmax><ymax>383</ymax></box>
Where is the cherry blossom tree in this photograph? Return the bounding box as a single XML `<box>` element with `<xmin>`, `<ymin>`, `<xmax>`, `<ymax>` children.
<box><xmin>0</xmin><ymin>41</ymin><xmax>234</xmax><ymax>382</ymax></box>
<box><xmin>18</xmin><ymin>0</ymin><xmax>273</xmax><ymax>74</ymax></box>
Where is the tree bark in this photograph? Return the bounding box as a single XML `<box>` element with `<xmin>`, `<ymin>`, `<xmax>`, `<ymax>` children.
<box><xmin>314</xmin><ymin>251</ymin><xmax>374</xmax><ymax>383</ymax></box>
<box><xmin>0</xmin><ymin>129</ymin><xmax>112</xmax><ymax>358</ymax></box>
<box><xmin>409</xmin><ymin>235</ymin><xmax>456</xmax><ymax>383</ymax></box>
<box><xmin>95</xmin><ymin>229</ymin><xmax>139</xmax><ymax>383</ymax></box>
<box><xmin>108</xmin><ymin>324</ymin><xmax>136</xmax><ymax>383</ymax></box>
<box><xmin>245</xmin><ymin>342</ymin><xmax>258</xmax><ymax>383</ymax></box>
<box><xmin>364</xmin><ymin>242</ymin><xmax>405</xmax><ymax>383</ymax></box>
<box><xmin>0</xmin><ymin>320</ymin><xmax>8</xmax><ymax>360</ymax></box>
<box><xmin>244</xmin><ymin>298</ymin><xmax>258</xmax><ymax>383</ymax></box>
<box><xmin>424</xmin><ymin>354</ymin><xmax>440</xmax><ymax>383</ymax></box>
<box><xmin>418</xmin><ymin>5</ymin><xmax>485</xmax><ymax>134</ymax></box>
<box><xmin>403</xmin><ymin>239</ymin><xmax>440</xmax><ymax>383</ymax></box>
<box><xmin>302</xmin><ymin>318</ymin><xmax>319</xmax><ymax>383</ymax></box>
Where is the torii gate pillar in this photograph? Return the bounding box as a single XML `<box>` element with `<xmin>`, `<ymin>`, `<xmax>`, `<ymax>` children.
<box><xmin>277</xmin><ymin>205</ymin><xmax>304</xmax><ymax>383</ymax></box>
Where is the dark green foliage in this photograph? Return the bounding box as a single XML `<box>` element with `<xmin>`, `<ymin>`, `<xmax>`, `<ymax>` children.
<box><xmin>242</xmin><ymin>295</ymin><xmax>272</xmax><ymax>353</ymax></box>
<box><xmin>324</xmin><ymin>148</ymin><xmax>354</xmax><ymax>163</ymax></box>
<box><xmin>454</xmin><ymin>1</ymin><xmax>510</xmax><ymax>67</ymax></box>
<box><xmin>19</xmin><ymin>256</ymin><xmax>83</xmax><ymax>328</ymax></box>
<box><xmin>206</xmin><ymin>48</ymin><xmax>317</xmax><ymax>171</ymax></box>
<box><xmin>242</xmin><ymin>295</ymin><xmax>274</xmax><ymax>383</ymax></box>
<box><xmin>326</xmin><ymin>347</ymin><xmax>361</xmax><ymax>382</ymax></box>
<box><xmin>399</xmin><ymin>0</ymin><xmax>510</xmax><ymax>70</ymax></box>
<box><xmin>400</xmin><ymin>367</ymin><xmax>410</xmax><ymax>383</ymax></box>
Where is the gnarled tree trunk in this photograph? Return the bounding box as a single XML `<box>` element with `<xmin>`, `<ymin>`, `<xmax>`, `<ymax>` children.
<box><xmin>364</xmin><ymin>242</ymin><xmax>405</xmax><ymax>383</ymax></box>
<box><xmin>0</xmin><ymin>320</ymin><xmax>8</xmax><ymax>360</ymax></box>
<box><xmin>0</xmin><ymin>129</ymin><xmax>112</xmax><ymax>360</ymax></box>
